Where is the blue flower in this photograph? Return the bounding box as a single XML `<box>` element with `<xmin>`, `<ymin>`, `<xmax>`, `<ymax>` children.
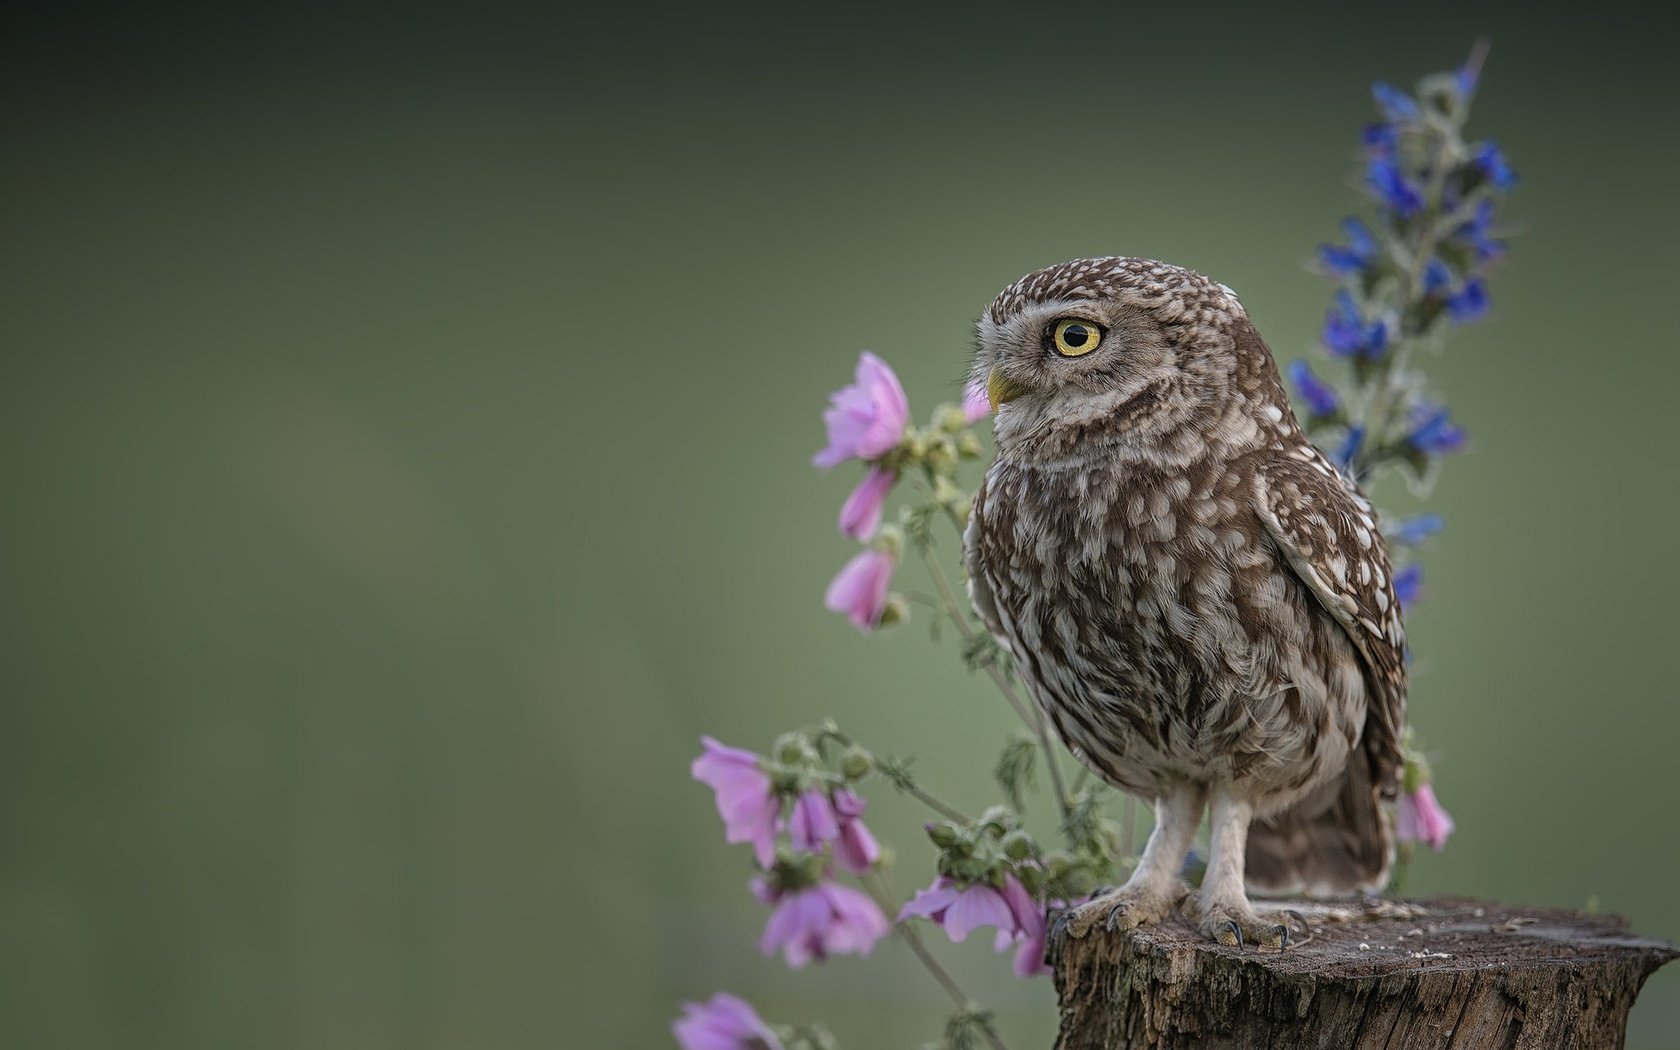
<box><xmin>1407</xmin><ymin>402</ymin><xmax>1466</xmax><ymax>456</ymax></box>
<box><xmin>1472</xmin><ymin>141</ymin><xmax>1518</xmax><ymax>190</ymax></box>
<box><xmin>1334</xmin><ymin>425</ymin><xmax>1365</xmax><ymax>471</ymax></box>
<box><xmin>1365</xmin><ymin>156</ymin><xmax>1423</xmax><ymax>217</ymax></box>
<box><xmin>1452</xmin><ymin>199</ymin><xmax>1505</xmax><ymax>260</ymax></box>
<box><xmin>1318</xmin><ymin>217</ymin><xmax>1379</xmax><ymax>276</ymax></box>
<box><xmin>1423</xmin><ymin>257</ymin><xmax>1453</xmax><ymax>296</ymax></box>
<box><xmin>1394</xmin><ymin>563</ymin><xmax>1424</xmax><ymax>608</ymax></box>
<box><xmin>1372</xmin><ymin>82</ymin><xmax>1420</xmax><ymax>121</ymax></box>
<box><xmin>1286</xmin><ymin>360</ymin><xmax>1340</xmax><ymax>417</ymax></box>
<box><xmin>1362</xmin><ymin>122</ymin><xmax>1398</xmax><ymax>153</ymax></box>
<box><xmin>1446</xmin><ymin>278</ymin><xmax>1488</xmax><ymax>323</ymax></box>
<box><xmin>1391</xmin><ymin>513</ymin><xmax>1445</xmax><ymax>546</ymax></box>
<box><xmin>1322</xmin><ymin>290</ymin><xmax>1390</xmax><ymax>359</ymax></box>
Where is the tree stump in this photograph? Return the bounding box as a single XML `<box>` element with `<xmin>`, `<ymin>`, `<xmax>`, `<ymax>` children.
<box><xmin>1048</xmin><ymin>896</ymin><xmax>1676</xmax><ymax>1049</ymax></box>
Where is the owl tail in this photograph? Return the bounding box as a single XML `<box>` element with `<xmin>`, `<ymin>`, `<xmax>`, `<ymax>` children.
<box><xmin>1245</xmin><ymin>754</ymin><xmax>1393</xmax><ymax>897</ymax></box>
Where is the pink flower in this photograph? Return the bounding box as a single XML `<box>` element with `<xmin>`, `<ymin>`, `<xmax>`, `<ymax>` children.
<box><xmin>1001</xmin><ymin>874</ymin><xmax>1051</xmax><ymax>977</ymax></box>
<box><xmin>787</xmin><ymin>789</ymin><xmax>840</xmax><ymax>853</ymax></box>
<box><xmin>838</xmin><ymin>467</ymin><xmax>896</xmax><ymax>540</ymax></box>
<box><xmin>900</xmin><ymin>873</ymin><xmax>1045</xmax><ymax>973</ymax></box>
<box><xmin>1398</xmin><ymin>783</ymin><xmax>1455</xmax><ymax>851</ymax></box>
<box><xmin>691</xmin><ymin>737</ymin><xmax>780</xmax><ymax>867</ymax></box>
<box><xmin>824</xmin><ymin>548</ymin><xmax>895</xmax><ymax>631</ymax></box>
<box><xmin>813</xmin><ymin>352</ymin><xmax>910</xmax><ymax>468</ymax></box>
<box><xmin>672</xmin><ymin>993</ymin><xmax>784</xmax><ymax>1050</ymax></box>
<box><xmin>831</xmin><ymin>788</ymin><xmax>881</xmax><ymax>874</ymax></box>
<box><xmin>754</xmin><ymin>879</ymin><xmax>889</xmax><ymax>967</ymax></box>
<box><xmin>961</xmin><ymin>375</ymin><xmax>991</xmax><ymax>423</ymax></box>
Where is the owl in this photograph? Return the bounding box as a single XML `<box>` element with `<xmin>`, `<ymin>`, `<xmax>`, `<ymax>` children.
<box><xmin>964</xmin><ymin>258</ymin><xmax>1406</xmax><ymax>947</ymax></box>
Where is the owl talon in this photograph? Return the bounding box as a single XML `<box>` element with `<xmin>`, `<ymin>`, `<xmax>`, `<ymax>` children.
<box><xmin>1223</xmin><ymin>920</ymin><xmax>1245</xmax><ymax>949</ymax></box>
<box><xmin>1275</xmin><ymin>924</ymin><xmax>1290</xmax><ymax>950</ymax></box>
<box><xmin>1061</xmin><ymin>884</ymin><xmax>1181</xmax><ymax>939</ymax></box>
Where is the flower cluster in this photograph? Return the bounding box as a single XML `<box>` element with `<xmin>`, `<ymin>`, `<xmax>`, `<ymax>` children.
<box><xmin>814</xmin><ymin>353</ymin><xmax>990</xmax><ymax>632</ymax></box>
<box><xmin>691</xmin><ymin>731</ymin><xmax>889</xmax><ymax>973</ymax></box>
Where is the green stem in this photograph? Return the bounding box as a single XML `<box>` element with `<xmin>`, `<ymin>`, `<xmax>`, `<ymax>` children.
<box><xmin>861</xmin><ymin>874</ymin><xmax>1011</xmax><ymax>1050</ymax></box>
<box><xmin>917</xmin><ymin>545</ymin><xmax>1073</xmax><ymax>824</ymax></box>
<box><xmin>898</xmin><ymin>779</ymin><xmax>971</xmax><ymax>825</ymax></box>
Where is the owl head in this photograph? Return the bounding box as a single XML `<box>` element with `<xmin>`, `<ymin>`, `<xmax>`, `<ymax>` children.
<box><xmin>971</xmin><ymin>257</ymin><xmax>1291</xmax><ymax>463</ymax></box>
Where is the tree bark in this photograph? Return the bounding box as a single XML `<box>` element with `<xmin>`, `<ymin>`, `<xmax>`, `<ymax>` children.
<box><xmin>1049</xmin><ymin>896</ymin><xmax>1676</xmax><ymax>1050</ymax></box>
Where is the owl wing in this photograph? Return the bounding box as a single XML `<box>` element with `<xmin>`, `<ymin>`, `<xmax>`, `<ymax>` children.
<box><xmin>1252</xmin><ymin>449</ymin><xmax>1406</xmax><ymax>794</ymax></box>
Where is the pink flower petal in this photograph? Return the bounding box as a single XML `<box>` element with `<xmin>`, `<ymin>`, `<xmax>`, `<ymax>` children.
<box><xmin>961</xmin><ymin>376</ymin><xmax>991</xmax><ymax>423</ymax></box>
<box><xmin>835</xmin><ymin>815</ymin><xmax>880</xmax><ymax>874</ymax></box>
<box><xmin>1001</xmin><ymin>873</ymin><xmax>1043</xmax><ymax>937</ymax></box>
<box><xmin>673</xmin><ymin>993</ymin><xmax>785</xmax><ymax>1050</ymax></box>
<box><xmin>823</xmin><ymin>549</ymin><xmax>895</xmax><ymax>631</ymax></box>
<box><xmin>813</xmin><ymin>352</ymin><xmax>910</xmax><ymax>467</ymax></box>
<box><xmin>818</xmin><ymin>883</ymin><xmax>890</xmax><ymax>956</ymax></box>
<box><xmin>1013</xmin><ymin>930</ymin><xmax>1051</xmax><ymax>977</ymax></box>
<box><xmin>691</xmin><ymin>738</ymin><xmax>781</xmax><ymax>867</ymax></box>
<box><xmin>788</xmin><ymin>789</ymin><xmax>840</xmax><ymax>853</ymax></box>
<box><xmin>898</xmin><ymin>877</ymin><xmax>961</xmax><ymax>921</ymax></box>
<box><xmin>838</xmin><ymin>468</ymin><xmax>896</xmax><ymax>540</ymax></box>
<box><xmin>943</xmin><ymin>884</ymin><xmax>1012</xmax><ymax>943</ymax></box>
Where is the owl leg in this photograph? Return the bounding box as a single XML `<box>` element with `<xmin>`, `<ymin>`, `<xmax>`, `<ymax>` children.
<box><xmin>1061</xmin><ymin>784</ymin><xmax>1204</xmax><ymax>939</ymax></box>
<box><xmin>1194</xmin><ymin>787</ymin><xmax>1292</xmax><ymax>949</ymax></box>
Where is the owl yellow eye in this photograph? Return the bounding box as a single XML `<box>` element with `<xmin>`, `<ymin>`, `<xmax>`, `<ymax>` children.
<box><xmin>1050</xmin><ymin>318</ymin><xmax>1103</xmax><ymax>357</ymax></box>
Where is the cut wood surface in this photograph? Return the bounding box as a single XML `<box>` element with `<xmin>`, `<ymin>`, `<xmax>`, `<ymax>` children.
<box><xmin>1049</xmin><ymin>896</ymin><xmax>1676</xmax><ymax>1050</ymax></box>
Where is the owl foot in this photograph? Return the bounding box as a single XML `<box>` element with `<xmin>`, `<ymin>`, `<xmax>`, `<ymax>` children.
<box><xmin>1059</xmin><ymin>882</ymin><xmax>1187</xmax><ymax>939</ymax></box>
<box><xmin>1192</xmin><ymin>901</ymin><xmax>1302</xmax><ymax>950</ymax></box>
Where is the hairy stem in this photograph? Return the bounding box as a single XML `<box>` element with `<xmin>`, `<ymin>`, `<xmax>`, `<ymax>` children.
<box><xmin>897</xmin><ymin>779</ymin><xmax>972</xmax><ymax>825</ymax></box>
<box><xmin>861</xmin><ymin>874</ymin><xmax>1011</xmax><ymax>1050</ymax></box>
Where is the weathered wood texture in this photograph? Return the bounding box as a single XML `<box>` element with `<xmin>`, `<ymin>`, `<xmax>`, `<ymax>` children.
<box><xmin>1050</xmin><ymin>897</ymin><xmax>1676</xmax><ymax>1050</ymax></box>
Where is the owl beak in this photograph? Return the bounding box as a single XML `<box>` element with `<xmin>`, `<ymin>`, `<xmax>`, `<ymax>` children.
<box><xmin>987</xmin><ymin>368</ymin><xmax>1031</xmax><ymax>410</ymax></box>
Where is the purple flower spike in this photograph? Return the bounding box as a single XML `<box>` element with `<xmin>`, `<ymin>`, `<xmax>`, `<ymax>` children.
<box><xmin>838</xmin><ymin>467</ymin><xmax>896</xmax><ymax>540</ymax></box>
<box><xmin>788</xmin><ymin>789</ymin><xmax>840</xmax><ymax>854</ymax></box>
<box><xmin>759</xmin><ymin>882</ymin><xmax>889</xmax><ymax>967</ymax></box>
<box><xmin>824</xmin><ymin>548</ymin><xmax>895</xmax><ymax>632</ymax></box>
<box><xmin>813</xmin><ymin>352</ymin><xmax>911</xmax><ymax>468</ymax></box>
<box><xmin>1398</xmin><ymin>783</ymin><xmax>1455</xmax><ymax>851</ymax></box>
<box><xmin>831</xmin><ymin>788</ymin><xmax>881</xmax><ymax>874</ymax></box>
<box><xmin>691</xmin><ymin>737</ymin><xmax>780</xmax><ymax>867</ymax></box>
<box><xmin>673</xmin><ymin>993</ymin><xmax>784</xmax><ymax>1050</ymax></box>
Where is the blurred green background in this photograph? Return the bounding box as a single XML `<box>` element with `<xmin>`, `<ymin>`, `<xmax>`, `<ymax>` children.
<box><xmin>4</xmin><ymin>3</ymin><xmax>1678</xmax><ymax>1047</ymax></box>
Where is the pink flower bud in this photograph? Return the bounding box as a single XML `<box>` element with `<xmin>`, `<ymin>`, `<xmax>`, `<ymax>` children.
<box><xmin>1397</xmin><ymin>782</ymin><xmax>1455</xmax><ymax>851</ymax></box>
<box><xmin>837</xmin><ymin>468</ymin><xmax>896</xmax><ymax>540</ymax></box>
<box><xmin>823</xmin><ymin>548</ymin><xmax>895</xmax><ymax>632</ymax></box>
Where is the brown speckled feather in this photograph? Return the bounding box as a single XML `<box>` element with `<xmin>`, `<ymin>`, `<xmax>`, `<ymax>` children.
<box><xmin>965</xmin><ymin>256</ymin><xmax>1407</xmax><ymax>900</ymax></box>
